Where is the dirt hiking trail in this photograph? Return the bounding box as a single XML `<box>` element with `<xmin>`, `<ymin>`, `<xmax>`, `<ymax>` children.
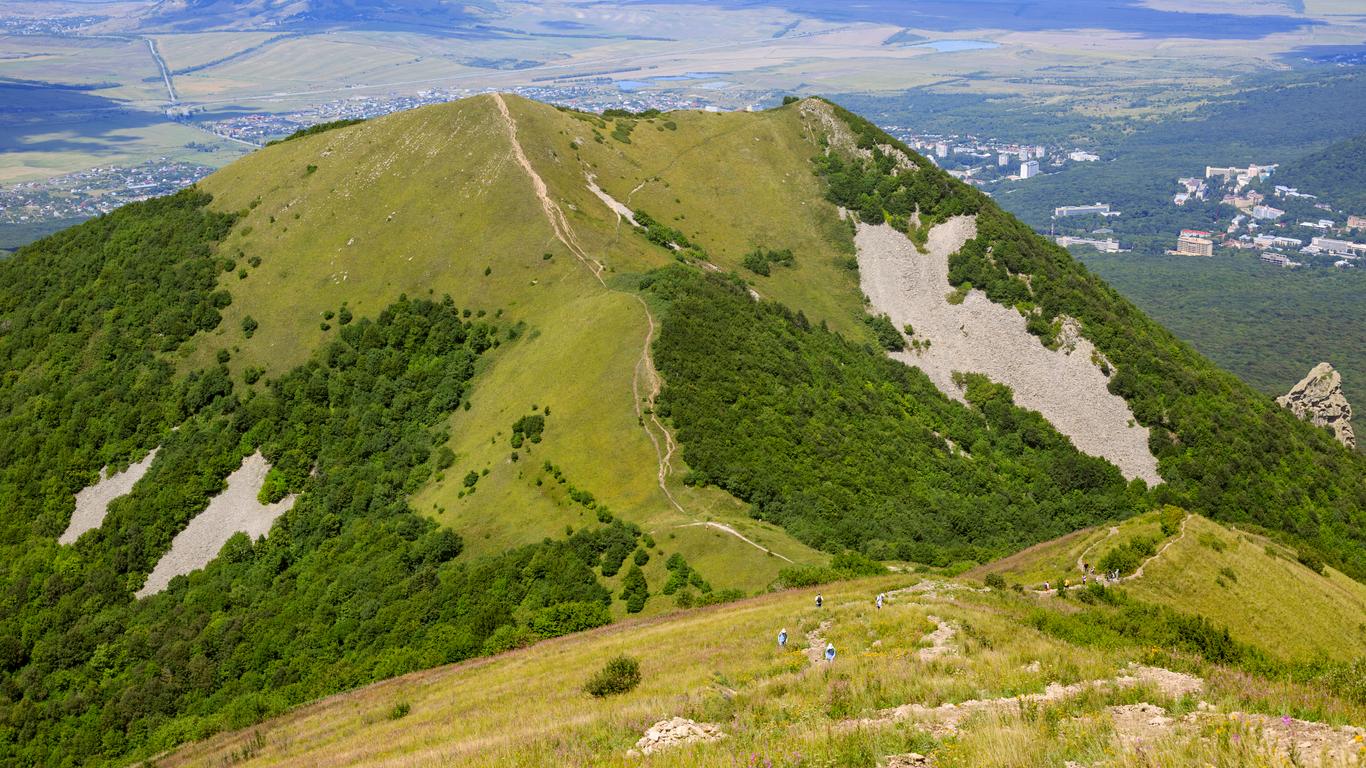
<box><xmin>493</xmin><ymin>94</ymin><xmax>788</xmax><ymax>562</ymax></box>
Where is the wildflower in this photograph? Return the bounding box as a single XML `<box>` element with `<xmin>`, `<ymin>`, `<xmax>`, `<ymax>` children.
<box><xmin>1281</xmin><ymin>715</ymin><xmax>1292</xmax><ymax>725</ymax></box>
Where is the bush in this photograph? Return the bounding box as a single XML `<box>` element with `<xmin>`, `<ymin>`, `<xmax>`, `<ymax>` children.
<box><xmin>830</xmin><ymin>550</ymin><xmax>886</xmax><ymax>577</ymax></box>
<box><xmin>1159</xmin><ymin>505</ymin><xmax>1185</xmax><ymax>536</ymax></box>
<box><xmin>1098</xmin><ymin>537</ymin><xmax>1157</xmax><ymax>577</ymax></box>
<box><xmin>529</xmin><ymin>602</ymin><xmax>612</xmax><ymax>638</ymax></box>
<box><xmin>388</xmin><ymin>702</ymin><xmax>411</xmax><ymax>720</ymax></box>
<box><xmin>984</xmin><ymin>572</ymin><xmax>1006</xmax><ymax>590</ymax></box>
<box><xmin>1297</xmin><ymin>549</ymin><xmax>1326</xmax><ymax>575</ymax></box>
<box><xmin>862</xmin><ymin>313</ymin><xmax>904</xmax><ymax>351</ymax></box>
<box><xmin>584</xmin><ymin>655</ymin><xmax>641</xmax><ymax>697</ymax></box>
<box><xmin>619</xmin><ymin>563</ymin><xmax>649</xmax><ymax>613</ymax></box>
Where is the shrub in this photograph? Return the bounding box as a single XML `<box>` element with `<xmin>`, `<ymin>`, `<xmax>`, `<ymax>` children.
<box><xmin>1297</xmin><ymin>549</ymin><xmax>1326</xmax><ymax>575</ymax></box>
<box><xmin>529</xmin><ymin>602</ymin><xmax>611</xmax><ymax>638</ymax></box>
<box><xmin>388</xmin><ymin>702</ymin><xmax>411</xmax><ymax>720</ymax></box>
<box><xmin>830</xmin><ymin>550</ymin><xmax>886</xmax><ymax>577</ymax></box>
<box><xmin>984</xmin><ymin>572</ymin><xmax>1006</xmax><ymax>590</ymax></box>
<box><xmin>1098</xmin><ymin>537</ymin><xmax>1157</xmax><ymax>577</ymax></box>
<box><xmin>619</xmin><ymin>563</ymin><xmax>649</xmax><ymax>613</ymax></box>
<box><xmin>862</xmin><ymin>313</ymin><xmax>904</xmax><ymax>351</ymax></box>
<box><xmin>1159</xmin><ymin>505</ymin><xmax>1185</xmax><ymax>536</ymax></box>
<box><xmin>584</xmin><ymin>655</ymin><xmax>641</xmax><ymax>697</ymax></box>
<box><xmin>241</xmin><ymin>315</ymin><xmax>259</xmax><ymax>338</ymax></box>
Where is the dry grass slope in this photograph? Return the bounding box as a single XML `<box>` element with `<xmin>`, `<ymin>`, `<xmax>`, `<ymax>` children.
<box><xmin>157</xmin><ymin>575</ymin><xmax>1366</xmax><ymax>767</ymax></box>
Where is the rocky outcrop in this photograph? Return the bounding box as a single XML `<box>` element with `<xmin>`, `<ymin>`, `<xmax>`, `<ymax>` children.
<box><xmin>627</xmin><ymin>717</ymin><xmax>724</xmax><ymax>756</ymax></box>
<box><xmin>1277</xmin><ymin>363</ymin><xmax>1355</xmax><ymax>449</ymax></box>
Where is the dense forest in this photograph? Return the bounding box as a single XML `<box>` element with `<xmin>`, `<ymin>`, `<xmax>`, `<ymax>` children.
<box><xmin>647</xmin><ymin>266</ymin><xmax>1143</xmax><ymax>565</ymax></box>
<box><xmin>1276</xmin><ymin>132</ymin><xmax>1366</xmax><ymax>213</ymax></box>
<box><xmin>1077</xmin><ymin>252</ymin><xmax>1366</xmax><ymax>407</ymax></box>
<box><xmin>0</xmin><ymin>194</ymin><xmax>633</xmax><ymax>766</ymax></box>
<box><xmin>805</xmin><ymin>101</ymin><xmax>1366</xmax><ymax>579</ymax></box>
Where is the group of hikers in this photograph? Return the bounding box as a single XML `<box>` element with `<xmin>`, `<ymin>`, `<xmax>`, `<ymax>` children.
<box><xmin>776</xmin><ymin>591</ymin><xmax>888</xmax><ymax>663</ymax></box>
<box><xmin>1041</xmin><ymin>562</ymin><xmax>1122</xmax><ymax>593</ymax></box>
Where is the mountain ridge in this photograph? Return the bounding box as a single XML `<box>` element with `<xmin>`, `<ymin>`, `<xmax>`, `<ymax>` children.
<box><xmin>0</xmin><ymin>94</ymin><xmax>1362</xmax><ymax>766</ymax></box>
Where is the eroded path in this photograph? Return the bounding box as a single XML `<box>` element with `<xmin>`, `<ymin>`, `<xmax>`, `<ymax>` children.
<box><xmin>492</xmin><ymin>94</ymin><xmax>787</xmax><ymax>562</ymax></box>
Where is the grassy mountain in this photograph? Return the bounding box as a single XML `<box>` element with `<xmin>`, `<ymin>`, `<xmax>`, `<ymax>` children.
<box><xmin>0</xmin><ymin>94</ymin><xmax>1363</xmax><ymax>765</ymax></box>
<box><xmin>970</xmin><ymin>510</ymin><xmax>1366</xmax><ymax>662</ymax></box>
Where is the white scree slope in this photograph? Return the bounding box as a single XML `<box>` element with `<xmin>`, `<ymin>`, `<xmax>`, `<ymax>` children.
<box><xmin>136</xmin><ymin>451</ymin><xmax>296</xmax><ymax>597</ymax></box>
<box><xmin>59</xmin><ymin>448</ymin><xmax>161</xmax><ymax>545</ymax></box>
<box><xmin>855</xmin><ymin>216</ymin><xmax>1161</xmax><ymax>484</ymax></box>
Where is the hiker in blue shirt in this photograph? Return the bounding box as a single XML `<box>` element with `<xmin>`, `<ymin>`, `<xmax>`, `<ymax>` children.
<box><xmin>778</xmin><ymin>628</ymin><xmax>788</xmax><ymax>648</ymax></box>
<box><xmin>824</xmin><ymin>642</ymin><xmax>836</xmax><ymax>662</ymax></box>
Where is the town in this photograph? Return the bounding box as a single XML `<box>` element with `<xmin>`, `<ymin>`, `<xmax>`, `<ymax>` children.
<box><xmin>1162</xmin><ymin>163</ymin><xmax>1365</xmax><ymax>268</ymax></box>
<box><xmin>182</xmin><ymin>83</ymin><xmax>752</xmax><ymax>147</ymax></box>
<box><xmin>882</xmin><ymin>128</ymin><xmax>1103</xmax><ymax>185</ymax></box>
<box><xmin>0</xmin><ymin>161</ymin><xmax>214</xmax><ymax>229</ymax></box>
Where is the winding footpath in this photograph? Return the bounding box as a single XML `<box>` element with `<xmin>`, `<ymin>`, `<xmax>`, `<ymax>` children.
<box><xmin>492</xmin><ymin>94</ymin><xmax>787</xmax><ymax>562</ymax></box>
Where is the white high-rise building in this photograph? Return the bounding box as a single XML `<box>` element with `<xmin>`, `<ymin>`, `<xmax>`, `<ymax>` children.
<box><xmin>1020</xmin><ymin>160</ymin><xmax>1040</xmax><ymax>179</ymax></box>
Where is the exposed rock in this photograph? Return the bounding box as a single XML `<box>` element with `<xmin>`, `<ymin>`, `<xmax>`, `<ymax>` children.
<box><xmin>1278</xmin><ymin>362</ymin><xmax>1355</xmax><ymax>449</ymax></box>
<box><xmin>882</xmin><ymin>753</ymin><xmax>934</xmax><ymax>767</ymax></box>
<box><xmin>855</xmin><ymin>217</ymin><xmax>1161</xmax><ymax>483</ymax></box>
<box><xmin>60</xmin><ymin>447</ymin><xmax>160</xmax><ymax>545</ymax></box>
<box><xmin>628</xmin><ymin>717</ymin><xmax>724</xmax><ymax>756</ymax></box>
<box><xmin>916</xmin><ymin>616</ymin><xmax>957</xmax><ymax>661</ymax></box>
<box><xmin>1107</xmin><ymin>702</ymin><xmax>1174</xmax><ymax>748</ymax></box>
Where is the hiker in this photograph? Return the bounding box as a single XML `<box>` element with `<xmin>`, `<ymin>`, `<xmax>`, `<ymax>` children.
<box><xmin>1082</xmin><ymin>573</ymin><xmax>1088</xmax><ymax>585</ymax></box>
<box><xmin>876</xmin><ymin>593</ymin><xmax>884</xmax><ymax>610</ymax></box>
<box><xmin>824</xmin><ymin>642</ymin><xmax>836</xmax><ymax>663</ymax></box>
<box><xmin>815</xmin><ymin>593</ymin><xmax>823</xmax><ymax>608</ymax></box>
<box><xmin>1043</xmin><ymin>581</ymin><xmax>1049</xmax><ymax>591</ymax></box>
<box><xmin>778</xmin><ymin>628</ymin><xmax>788</xmax><ymax>648</ymax></box>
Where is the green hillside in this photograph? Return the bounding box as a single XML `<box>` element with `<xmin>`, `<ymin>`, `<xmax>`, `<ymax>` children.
<box><xmin>1277</xmin><ymin>133</ymin><xmax>1366</xmax><ymax>213</ymax></box>
<box><xmin>0</xmin><ymin>95</ymin><xmax>1363</xmax><ymax>766</ymax></box>
<box><xmin>970</xmin><ymin>511</ymin><xmax>1366</xmax><ymax>662</ymax></box>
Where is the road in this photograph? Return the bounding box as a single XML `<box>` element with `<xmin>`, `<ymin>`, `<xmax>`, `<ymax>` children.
<box><xmin>146</xmin><ymin>38</ymin><xmax>177</xmax><ymax>104</ymax></box>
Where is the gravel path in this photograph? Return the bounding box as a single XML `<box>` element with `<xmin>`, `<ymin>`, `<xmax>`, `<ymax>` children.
<box><xmin>60</xmin><ymin>448</ymin><xmax>160</xmax><ymax>545</ymax></box>
<box><xmin>136</xmin><ymin>452</ymin><xmax>295</xmax><ymax>597</ymax></box>
<box><xmin>916</xmin><ymin>616</ymin><xmax>957</xmax><ymax>661</ymax></box>
<box><xmin>855</xmin><ymin>217</ymin><xmax>1160</xmax><ymax>484</ymax></box>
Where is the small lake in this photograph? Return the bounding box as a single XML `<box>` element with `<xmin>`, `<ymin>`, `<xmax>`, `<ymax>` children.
<box><xmin>910</xmin><ymin>39</ymin><xmax>1000</xmax><ymax>53</ymax></box>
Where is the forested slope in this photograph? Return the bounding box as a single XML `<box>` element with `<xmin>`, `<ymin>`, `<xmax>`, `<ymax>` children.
<box><xmin>743</xmin><ymin>100</ymin><xmax>1366</xmax><ymax>578</ymax></box>
<box><xmin>1277</xmin><ymin>132</ymin><xmax>1366</xmax><ymax>213</ymax></box>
